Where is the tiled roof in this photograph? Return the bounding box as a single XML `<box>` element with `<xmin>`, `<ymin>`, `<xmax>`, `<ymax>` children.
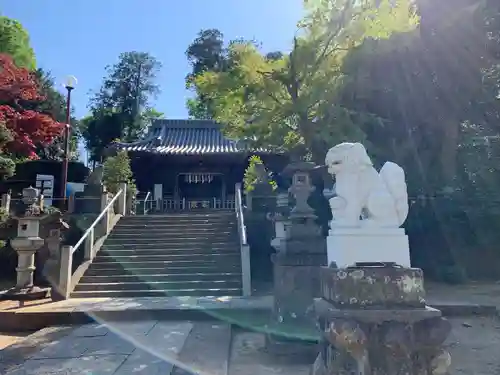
<box><xmin>114</xmin><ymin>119</ymin><xmax>247</xmax><ymax>155</ymax></box>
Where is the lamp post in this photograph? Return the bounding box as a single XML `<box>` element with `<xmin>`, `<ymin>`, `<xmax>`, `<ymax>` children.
<box><xmin>60</xmin><ymin>75</ymin><xmax>77</xmax><ymax>209</ymax></box>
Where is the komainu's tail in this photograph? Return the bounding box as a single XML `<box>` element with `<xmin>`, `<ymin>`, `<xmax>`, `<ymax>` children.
<box><xmin>379</xmin><ymin>161</ymin><xmax>409</xmax><ymax>226</ymax></box>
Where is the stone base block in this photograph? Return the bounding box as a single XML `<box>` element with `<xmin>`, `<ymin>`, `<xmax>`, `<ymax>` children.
<box><xmin>0</xmin><ymin>286</ymin><xmax>51</xmax><ymax>301</ymax></box>
<box><xmin>319</xmin><ymin>265</ymin><xmax>426</xmax><ymax>308</ymax></box>
<box><xmin>327</xmin><ymin>227</ymin><xmax>410</xmax><ymax>267</ymax></box>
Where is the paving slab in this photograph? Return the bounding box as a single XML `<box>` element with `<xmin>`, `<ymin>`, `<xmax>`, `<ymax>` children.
<box><xmin>2</xmin><ymin>317</ymin><xmax>500</xmax><ymax>374</ymax></box>
<box><xmin>171</xmin><ymin>322</ymin><xmax>232</xmax><ymax>375</ymax></box>
<box><xmin>5</xmin><ymin>354</ymin><xmax>129</xmax><ymax>375</ymax></box>
<box><xmin>113</xmin><ymin>322</ymin><xmax>193</xmax><ymax>375</ymax></box>
<box><xmin>229</xmin><ymin>331</ymin><xmax>310</xmax><ymax>375</ymax></box>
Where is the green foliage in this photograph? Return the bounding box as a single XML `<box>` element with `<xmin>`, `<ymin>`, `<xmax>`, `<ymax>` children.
<box><xmin>79</xmin><ymin>110</ymin><xmax>123</xmax><ymax>164</ymax></box>
<box><xmin>32</xmin><ymin>68</ymin><xmax>80</xmax><ymax>161</ymax></box>
<box><xmin>0</xmin><ymin>16</ymin><xmax>36</xmax><ymax>69</ymax></box>
<box><xmin>90</xmin><ymin>51</ymin><xmax>162</xmax><ymax>139</ymax></box>
<box><xmin>0</xmin><ymin>122</ymin><xmax>15</xmax><ymax>179</ymax></box>
<box><xmin>188</xmin><ymin>0</ymin><xmax>417</xmax><ymax>162</ymax></box>
<box><xmin>83</xmin><ymin>52</ymin><xmax>162</xmax><ymax>162</ymax></box>
<box><xmin>337</xmin><ymin>0</ymin><xmax>500</xmax><ymax>189</ymax></box>
<box><xmin>102</xmin><ymin>150</ymin><xmax>137</xmax><ymax>196</ymax></box>
<box><xmin>185</xmin><ymin>29</ymin><xmax>262</xmax><ymax>120</ymax></box>
<box><xmin>243</xmin><ymin>155</ymin><xmax>277</xmax><ymax>193</ymax></box>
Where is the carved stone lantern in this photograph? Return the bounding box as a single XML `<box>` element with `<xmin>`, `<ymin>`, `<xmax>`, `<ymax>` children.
<box><xmin>282</xmin><ymin>162</ymin><xmax>316</xmax><ymax>220</ymax></box>
<box><xmin>266</xmin><ymin>162</ymin><xmax>327</xmax><ymax>358</ymax></box>
<box><xmin>3</xmin><ymin>187</ymin><xmax>51</xmax><ymax>300</ymax></box>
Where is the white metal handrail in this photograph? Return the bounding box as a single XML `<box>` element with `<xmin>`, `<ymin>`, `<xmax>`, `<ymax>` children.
<box><xmin>235</xmin><ymin>183</ymin><xmax>247</xmax><ymax>245</ymax></box>
<box><xmin>58</xmin><ymin>187</ymin><xmax>126</xmax><ymax>299</ymax></box>
<box><xmin>143</xmin><ymin>191</ymin><xmax>151</xmax><ymax>214</ymax></box>
<box><xmin>235</xmin><ymin>182</ymin><xmax>251</xmax><ymax>296</ymax></box>
<box><xmin>71</xmin><ymin>189</ymin><xmax>123</xmax><ymax>255</ymax></box>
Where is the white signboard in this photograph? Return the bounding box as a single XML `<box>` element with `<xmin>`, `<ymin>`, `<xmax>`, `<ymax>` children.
<box><xmin>35</xmin><ymin>174</ymin><xmax>54</xmax><ymax>207</ymax></box>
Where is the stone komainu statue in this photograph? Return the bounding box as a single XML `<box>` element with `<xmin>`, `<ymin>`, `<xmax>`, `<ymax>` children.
<box><xmin>325</xmin><ymin>142</ymin><xmax>409</xmax><ymax>228</ymax></box>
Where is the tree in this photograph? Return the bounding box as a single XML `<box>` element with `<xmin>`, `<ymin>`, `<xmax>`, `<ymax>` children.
<box><xmin>0</xmin><ymin>122</ymin><xmax>15</xmax><ymax>178</ymax></box>
<box><xmin>32</xmin><ymin>68</ymin><xmax>80</xmax><ymax>161</ymax></box>
<box><xmin>82</xmin><ymin>52</ymin><xmax>162</xmax><ymax>163</ymax></box>
<box><xmin>79</xmin><ymin>110</ymin><xmax>122</xmax><ymax>165</ymax></box>
<box><xmin>337</xmin><ymin>0</ymin><xmax>500</xmax><ymax>189</ymax></box>
<box><xmin>188</xmin><ymin>0</ymin><xmax>418</xmax><ymax>162</ymax></box>
<box><xmin>90</xmin><ymin>51</ymin><xmax>162</xmax><ymax>141</ymax></box>
<box><xmin>102</xmin><ymin>150</ymin><xmax>136</xmax><ymax>195</ymax></box>
<box><xmin>0</xmin><ymin>16</ymin><xmax>36</xmax><ymax>69</ymax></box>
<box><xmin>185</xmin><ymin>29</ymin><xmax>229</xmax><ymax>120</ymax></box>
<box><xmin>186</xmin><ymin>29</ymin><xmax>227</xmax><ymax>77</ymax></box>
<box><xmin>0</xmin><ymin>54</ymin><xmax>64</xmax><ymax>159</ymax></box>
<box><xmin>185</xmin><ymin>29</ymin><xmax>262</xmax><ymax>120</ymax></box>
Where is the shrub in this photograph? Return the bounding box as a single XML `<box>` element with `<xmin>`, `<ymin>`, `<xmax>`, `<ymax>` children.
<box><xmin>243</xmin><ymin>155</ymin><xmax>277</xmax><ymax>194</ymax></box>
<box><xmin>102</xmin><ymin>150</ymin><xmax>137</xmax><ymax>197</ymax></box>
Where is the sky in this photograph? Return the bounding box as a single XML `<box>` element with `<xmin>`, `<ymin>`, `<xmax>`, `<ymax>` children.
<box><xmin>1</xmin><ymin>0</ymin><xmax>304</xmax><ymax>120</ymax></box>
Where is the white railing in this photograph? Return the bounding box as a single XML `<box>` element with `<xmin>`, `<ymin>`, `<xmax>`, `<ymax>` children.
<box><xmin>157</xmin><ymin>197</ymin><xmax>236</xmax><ymax>212</ymax></box>
<box><xmin>143</xmin><ymin>191</ymin><xmax>152</xmax><ymax>214</ymax></box>
<box><xmin>235</xmin><ymin>183</ymin><xmax>251</xmax><ymax>296</ymax></box>
<box><xmin>58</xmin><ymin>186</ymin><xmax>126</xmax><ymax>299</ymax></box>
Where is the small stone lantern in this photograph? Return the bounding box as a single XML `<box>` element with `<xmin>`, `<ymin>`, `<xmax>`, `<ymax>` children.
<box><xmin>3</xmin><ymin>187</ymin><xmax>50</xmax><ymax>301</ymax></box>
<box><xmin>282</xmin><ymin>162</ymin><xmax>316</xmax><ymax>220</ymax></box>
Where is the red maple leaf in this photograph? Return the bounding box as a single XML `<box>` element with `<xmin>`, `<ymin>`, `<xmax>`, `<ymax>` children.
<box><xmin>0</xmin><ymin>54</ymin><xmax>64</xmax><ymax>159</ymax></box>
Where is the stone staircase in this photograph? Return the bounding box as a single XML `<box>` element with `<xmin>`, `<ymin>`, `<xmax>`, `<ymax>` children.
<box><xmin>71</xmin><ymin>211</ymin><xmax>243</xmax><ymax>298</ymax></box>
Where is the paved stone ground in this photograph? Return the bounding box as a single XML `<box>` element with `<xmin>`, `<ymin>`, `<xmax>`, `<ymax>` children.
<box><xmin>0</xmin><ymin>317</ymin><xmax>499</xmax><ymax>375</ymax></box>
<box><xmin>2</xmin><ymin>282</ymin><xmax>500</xmax><ymax>315</ymax></box>
<box><xmin>426</xmin><ymin>282</ymin><xmax>500</xmax><ymax>309</ymax></box>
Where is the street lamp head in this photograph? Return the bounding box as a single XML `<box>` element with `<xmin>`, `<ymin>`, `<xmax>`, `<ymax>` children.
<box><xmin>64</xmin><ymin>75</ymin><xmax>78</xmax><ymax>90</ymax></box>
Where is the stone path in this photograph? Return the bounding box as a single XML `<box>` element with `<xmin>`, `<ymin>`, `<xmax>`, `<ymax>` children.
<box><xmin>1</xmin><ymin>317</ymin><xmax>500</xmax><ymax>374</ymax></box>
<box><xmin>0</xmin><ymin>320</ymin><xmax>311</xmax><ymax>375</ymax></box>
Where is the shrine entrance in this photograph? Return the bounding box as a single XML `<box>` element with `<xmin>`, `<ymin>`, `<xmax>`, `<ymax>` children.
<box><xmin>176</xmin><ymin>172</ymin><xmax>232</xmax><ymax>210</ymax></box>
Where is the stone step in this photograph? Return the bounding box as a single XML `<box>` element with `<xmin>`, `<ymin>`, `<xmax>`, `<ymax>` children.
<box><xmin>99</xmin><ymin>248</ymin><xmax>240</xmax><ymax>256</ymax></box>
<box><xmin>104</xmin><ymin>236</ymin><xmax>239</xmax><ymax>248</ymax></box>
<box><xmin>111</xmin><ymin>225</ymin><xmax>237</xmax><ymax>232</ymax></box>
<box><xmin>117</xmin><ymin>220</ymin><xmax>237</xmax><ymax>226</ymax></box>
<box><xmin>100</xmin><ymin>243</ymin><xmax>239</xmax><ymax>251</ymax></box>
<box><xmin>109</xmin><ymin>228</ymin><xmax>236</xmax><ymax>238</ymax></box>
<box><xmin>116</xmin><ymin>219</ymin><xmax>237</xmax><ymax>224</ymax></box>
<box><xmin>93</xmin><ymin>253</ymin><xmax>241</xmax><ymax>263</ymax></box>
<box><xmin>79</xmin><ymin>272</ymin><xmax>243</xmax><ymax>284</ymax></box>
<box><xmin>88</xmin><ymin>260</ymin><xmax>242</xmax><ymax>270</ymax></box>
<box><xmin>73</xmin><ymin>279</ymin><xmax>243</xmax><ymax>292</ymax></box>
<box><xmin>120</xmin><ymin>213</ymin><xmax>235</xmax><ymax>222</ymax></box>
<box><xmin>106</xmin><ymin>236</ymin><xmax>238</xmax><ymax>243</ymax></box>
<box><xmin>70</xmin><ymin>288</ymin><xmax>242</xmax><ymax>298</ymax></box>
<box><xmin>84</xmin><ymin>265</ymin><xmax>241</xmax><ymax>276</ymax></box>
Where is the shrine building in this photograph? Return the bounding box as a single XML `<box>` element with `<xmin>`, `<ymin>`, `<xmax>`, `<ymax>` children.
<box><xmin>112</xmin><ymin>119</ymin><xmax>288</xmax><ymax>211</ymax></box>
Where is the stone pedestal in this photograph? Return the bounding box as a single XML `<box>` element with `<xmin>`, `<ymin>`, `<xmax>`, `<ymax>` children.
<box><xmin>327</xmin><ymin>227</ymin><xmax>411</xmax><ymax>268</ymax></box>
<box><xmin>268</xmin><ymin>214</ymin><xmax>326</xmax><ymax>349</ymax></box>
<box><xmin>11</xmin><ymin>237</ymin><xmax>44</xmax><ymax>289</ymax></box>
<box><xmin>42</xmin><ymin>229</ymin><xmax>63</xmax><ymax>286</ymax></box>
<box><xmin>267</xmin><ymin>246</ymin><xmax>325</xmax><ymax>359</ymax></box>
<box><xmin>311</xmin><ymin>264</ymin><xmax>452</xmax><ymax>375</ymax></box>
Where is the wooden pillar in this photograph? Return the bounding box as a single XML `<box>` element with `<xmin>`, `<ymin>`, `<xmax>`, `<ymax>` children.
<box><xmin>174</xmin><ymin>173</ymin><xmax>180</xmax><ymax>210</ymax></box>
<box><xmin>221</xmin><ymin>175</ymin><xmax>226</xmax><ymax>208</ymax></box>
